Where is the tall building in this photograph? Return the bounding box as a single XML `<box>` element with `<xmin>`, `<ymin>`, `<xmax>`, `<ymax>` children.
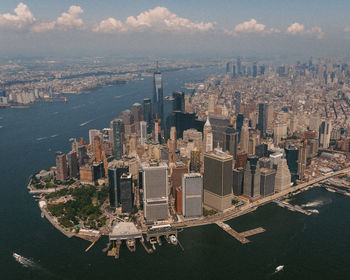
<box><xmin>77</xmin><ymin>145</ymin><xmax>88</xmax><ymax>166</ymax></box>
<box><xmin>260</xmin><ymin>168</ymin><xmax>276</xmax><ymax>196</ymax></box>
<box><xmin>140</xmin><ymin>121</ymin><xmax>147</xmax><ymax>145</ymax></box>
<box><xmin>232</xmin><ymin>167</ymin><xmax>244</xmax><ymax>196</ymax></box>
<box><xmin>163</xmin><ymin>96</ymin><xmax>175</xmax><ymax>139</ymax></box>
<box><xmin>274</xmin><ymin>159</ymin><xmax>292</xmax><ymax>192</ymax></box>
<box><xmin>143</xmin><ymin>98</ymin><xmax>153</xmax><ymax>134</ymax></box>
<box><xmin>182</xmin><ymin>173</ymin><xmax>203</xmax><ymax>218</ymax></box>
<box><xmin>89</xmin><ymin>129</ymin><xmax>101</xmax><ymax>146</ymax></box>
<box><xmin>172</xmin><ymin>91</ymin><xmax>185</xmax><ymax>112</ymax></box>
<box><xmin>67</xmin><ymin>151</ymin><xmax>79</xmax><ymax>178</ymax></box>
<box><xmin>108</xmin><ymin>161</ymin><xmax>129</xmax><ymax>209</ymax></box>
<box><xmin>319</xmin><ymin>120</ymin><xmax>332</xmax><ymax>148</ymax></box>
<box><xmin>234</xmin><ymin>91</ymin><xmax>241</xmax><ymax>114</ymax></box>
<box><xmin>209</xmin><ymin>115</ymin><xmax>230</xmax><ymax>148</ymax></box>
<box><xmin>252</xmin><ymin>62</ymin><xmax>258</xmax><ymax>78</ymax></box>
<box><xmin>243</xmin><ymin>156</ymin><xmax>261</xmax><ymax>199</ymax></box>
<box><xmin>224</xmin><ymin>126</ymin><xmax>239</xmax><ymax>159</ymax></box>
<box><xmin>203</xmin><ymin>150</ymin><xmax>233</xmax><ymax>211</ymax></box>
<box><xmin>152</xmin><ymin>67</ymin><xmax>164</xmax><ymax>125</ymax></box>
<box><xmin>203</xmin><ymin>117</ymin><xmax>213</xmax><ymax>152</ymax></box>
<box><xmin>285</xmin><ymin>144</ymin><xmax>299</xmax><ymax>184</ymax></box>
<box><xmin>142</xmin><ymin>162</ymin><xmax>169</xmax><ymax>221</ymax></box>
<box><xmin>190</xmin><ymin>147</ymin><xmax>201</xmax><ymax>173</ymax></box>
<box><xmin>56</xmin><ymin>153</ymin><xmax>68</xmax><ymax>181</ymax></box>
<box><xmin>171</xmin><ymin>162</ymin><xmax>188</xmax><ymax>198</ymax></box>
<box><xmin>131</xmin><ymin>102</ymin><xmax>143</xmax><ymax>123</ymax></box>
<box><xmin>119</xmin><ymin>173</ymin><xmax>133</xmax><ymax>213</ymax></box>
<box><xmin>297</xmin><ymin>142</ymin><xmax>307</xmax><ymax>181</ymax></box>
<box><xmin>208</xmin><ymin>95</ymin><xmax>216</xmax><ymax>114</ymax></box>
<box><xmin>257</xmin><ymin>103</ymin><xmax>267</xmax><ymax>137</ymax></box>
<box><xmin>240</xmin><ymin>120</ymin><xmax>249</xmax><ymax>153</ymax></box>
<box><xmin>110</xmin><ymin>118</ymin><xmax>124</xmax><ymax>160</ymax></box>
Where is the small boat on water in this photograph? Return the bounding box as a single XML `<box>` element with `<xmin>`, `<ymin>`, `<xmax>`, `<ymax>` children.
<box><xmin>126</xmin><ymin>239</ymin><xmax>136</xmax><ymax>252</ymax></box>
<box><xmin>169</xmin><ymin>235</ymin><xmax>178</xmax><ymax>245</ymax></box>
<box><xmin>275</xmin><ymin>265</ymin><xmax>284</xmax><ymax>272</ymax></box>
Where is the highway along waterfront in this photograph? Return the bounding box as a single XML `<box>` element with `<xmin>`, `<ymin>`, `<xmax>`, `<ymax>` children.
<box><xmin>2</xmin><ymin>66</ymin><xmax>350</xmax><ymax>280</ymax></box>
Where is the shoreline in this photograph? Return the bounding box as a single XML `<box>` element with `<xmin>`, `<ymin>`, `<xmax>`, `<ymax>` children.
<box><xmin>29</xmin><ymin>167</ymin><xmax>350</xmax><ymax>243</ymax></box>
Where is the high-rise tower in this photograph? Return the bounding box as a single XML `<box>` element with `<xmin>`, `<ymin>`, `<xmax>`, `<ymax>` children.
<box><xmin>152</xmin><ymin>63</ymin><xmax>164</xmax><ymax>127</ymax></box>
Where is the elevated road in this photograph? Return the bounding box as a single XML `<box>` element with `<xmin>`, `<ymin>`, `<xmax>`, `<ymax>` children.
<box><xmin>173</xmin><ymin>167</ymin><xmax>350</xmax><ymax>229</ymax></box>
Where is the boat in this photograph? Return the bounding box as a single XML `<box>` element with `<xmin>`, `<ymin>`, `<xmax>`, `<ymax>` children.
<box><xmin>326</xmin><ymin>188</ymin><xmax>336</xmax><ymax>193</ymax></box>
<box><xmin>169</xmin><ymin>235</ymin><xmax>178</xmax><ymax>245</ymax></box>
<box><xmin>12</xmin><ymin>253</ymin><xmax>34</xmax><ymax>268</ymax></box>
<box><xmin>309</xmin><ymin>209</ymin><xmax>319</xmax><ymax>214</ymax></box>
<box><xmin>275</xmin><ymin>265</ymin><xmax>284</xmax><ymax>272</ymax></box>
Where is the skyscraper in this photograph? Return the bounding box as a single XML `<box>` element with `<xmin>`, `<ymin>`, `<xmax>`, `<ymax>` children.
<box><xmin>182</xmin><ymin>173</ymin><xmax>203</xmax><ymax>218</ymax></box>
<box><xmin>119</xmin><ymin>173</ymin><xmax>133</xmax><ymax>213</ymax></box>
<box><xmin>243</xmin><ymin>156</ymin><xmax>261</xmax><ymax>199</ymax></box>
<box><xmin>67</xmin><ymin>151</ymin><xmax>79</xmax><ymax>178</ymax></box>
<box><xmin>56</xmin><ymin>152</ymin><xmax>68</xmax><ymax>182</ymax></box>
<box><xmin>110</xmin><ymin>118</ymin><xmax>124</xmax><ymax>160</ymax></box>
<box><xmin>190</xmin><ymin>147</ymin><xmax>201</xmax><ymax>173</ymax></box>
<box><xmin>240</xmin><ymin>120</ymin><xmax>249</xmax><ymax>153</ymax></box>
<box><xmin>131</xmin><ymin>102</ymin><xmax>143</xmax><ymax>123</ymax></box>
<box><xmin>108</xmin><ymin>161</ymin><xmax>129</xmax><ymax>209</ymax></box>
<box><xmin>172</xmin><ymin>91</ymin><xmax>185</xmax><ymax>112</ymax></box>
<box><xmin>203</xmin><ymin>117</ymin><xmax>213</xmax><ymax>152</ymax></box>
<box><xmin>142</xmin><ymin>162</ymin><xmax>169</xmax><ymax>221</ymax></box>
<box><xmin>152</xmin><ymin>66</ymin><xmax>163</xmax><ymax>126</ymax></box>
<box><xmin>140</xmin><ymin>121</ymin><xmax>147</xmax><ymax>145</ymax></box>
<box><xmin>274</xmin><ymin>159</ymin><xmax>292</xmax><ymax>192</ymax></box>
<box><xmin>224</xmin><ymin>126</ymin><xmax>239</xmax><ymax>159</ymax></box>
<box><xmin>143</xmin><ymin>98</ymin><xmax>153</xmax><ymax>134</ymax></box>
<box><xmin>203</xmin><ymin>150</ymin><xmax>233</xmax><ymax>211</ymax></box>
<box><xmin>260</xmin><ymin>168</ymin><xmax>276</xmax><ymax>196</ymax></box>
<box><xmin>258</xmin><ymin>103</ymin><xmax>267</xmax><ymax>138</ymax></box>
<box><xmin>319</xmin><ymin>120</ymin><xmax>332</xmax><ymax>148</ymax></box>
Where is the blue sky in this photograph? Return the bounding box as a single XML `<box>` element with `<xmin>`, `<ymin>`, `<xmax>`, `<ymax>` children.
<box><xmin>0</xmin><ymin>0</ymin><xmax>349</xmax><ymax>58</ymax></box>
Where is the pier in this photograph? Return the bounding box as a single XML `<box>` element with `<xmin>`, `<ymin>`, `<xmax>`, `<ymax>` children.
<box><xmin>274</xmin><ymin>200</ymin><xmax>312</xmax><ymax>215</ymax></box>
<box><xmin>215</xmin><ymin>221</ymin><xmax>265</xmax><ymax>244</ymax></box>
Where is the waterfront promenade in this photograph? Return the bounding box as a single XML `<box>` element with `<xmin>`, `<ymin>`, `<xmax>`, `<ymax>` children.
<box><xmin>173</xmin><ymin>167</ymin><xmax>350</xmax><ymax>229</ymax></box>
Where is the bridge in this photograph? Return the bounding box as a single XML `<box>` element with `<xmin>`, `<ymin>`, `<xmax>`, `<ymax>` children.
<box><xmin>173</xmin><ymin>167</ymin><xmax>350</xmax><ymax>229</ymax></box>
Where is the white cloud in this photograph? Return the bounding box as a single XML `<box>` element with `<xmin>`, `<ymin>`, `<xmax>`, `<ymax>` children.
<box><xmin>287</xmin><ymin>22</ymin><xmax>324</xmax><ymax>39</ymax></box>
<box><xmin>93</xmin><ymin>17</ymin><xmax>125</xmax><ymax>33</ymax></box>
<box><xmin>287</xmin><ymin>22</ymin><xmax>305</xmax><ymax>34</ymax></box>
<box><xmin>93</xmin><ymin>6</ymin><xmax>214</xmax><ymax>33</ymax></box>
<box><xmin>224</xmin><ymin>19</ymin><xmax>267</xmax><ymax>36</ymax></box>
<box><xmin>31</xmin><ymin>5</ymin><xmax>84</xmax><ymax>32</ymax></box>
<box><xmin>0</xmin><ymin>2</ymin><xmax>35</xmax><ymax>29</ymax></box>
<box><xmin>234</xmin><ymin>19</ymin><xmax>265</xmax><ymax>33</ymax></box>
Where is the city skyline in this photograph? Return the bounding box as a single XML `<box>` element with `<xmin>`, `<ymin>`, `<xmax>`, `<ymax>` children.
<box><xmin>1</xmin><ymin>1</ymin><xmax>350</xmax><ymax>57</ymax></box>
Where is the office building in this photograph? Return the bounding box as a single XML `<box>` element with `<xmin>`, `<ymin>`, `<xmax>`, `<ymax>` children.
<box><xmin>257</xmin><ymin>103</ymin><xmax>267</xmax><ymax>137</ymax></box>
<box><xmin>171</xmin><ymin>162</ymin><xmax>188</xmax><ymax>198</ymax></box>
<box><xmin>260</xmin><ymin>168</ymin><xmax>276</xmax><ymax>196</ymax></box>
<box><xmin>203</xmin><ymin>150</ymin><xmax>233</xmax><ymax>211</ymax></box>
<box><xmin>142</xmin><ymin>162</ymin><xmax>169</xmax><ymax>221</ymax></box>
<box><xmin>232</xmin><ymin>168</ymin><xmax>244</xmax><ymax>196</ymax></box>
<box><xmin>224</xmin><ymin>126</ymin><xmax>239</xmax><ymax>159</ymax></box>
<box><xmin>110</xmin><ymin>118</ymin><xmax>124</xmax><ymax>160</ymax></box>
<box><xmin>56</xmin><ymin>153</ymin><xmax>68</xmax><ymax>182</ymax></box>
<box><xmin>203</xmin><ymin>117</ymin><xmax>213</xmax><ymax>152</ymax></box>
<box><xmin>319</xmin><ymin>120</ymin><xmax>332</xmax><ymax>148</ymax></box>
<box><xmin>209</xmin><ymin>114</ymin><xmax>230</xmax><ymax>148</ymax></box>
<box><xmin>173</xmin><ymin>91</ymin><xmax>185</xmax><ymax>112</ymax></box>
<box><xmin>243</xmin><ymin>156</ymin><xmax>261</xmax><ymax>199</ymax></box>
<box><xmin>140</xmin><ymin>121</ymin><xmax>147</xmax><ymax>145</ymax></box>
<box><xmin>190</xmin><ymin>147</ymin><xmax>201</xmax><ymax>173</ymax></box>
<box><xmin>108</xmin><ymin>161</ymin><xmax>129</xmax><ymax>209</ymax></box>
<box><xmin>152</xmin><ymin>67</ymin><xmax>164</xmax><ymax>125</ymax></box>
<box><xmin>119</xmin><ymin>173</ymin><xmax>133</xmax><ymax>213</ymax></box>
<box><xmin>274</xmin><ymin>159</ymin><xmax>292</xmax><ymax>192</ymax></box>
<box><xmin>143</xmin><ymin>98</ymin><xmax>153</xmax><ymax>134</ymax></box>
<box><xmin>182</xmin><ymin>173</ymin><xmax>203</xmax><ymax>218</ymax></box>
<box><xmin>67</xmin><ymin>151</ymin><xmax>79</xmax><ymax>178</ymax></box>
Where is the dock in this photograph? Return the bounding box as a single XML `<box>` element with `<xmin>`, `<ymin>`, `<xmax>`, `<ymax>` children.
<box><xmin>274</xmin><ymin>200</ymin><xmax>312</xmax><ymax>215</ymax></box>
<box><xmin>215</xmin><ymin>221</ymin><xmax>265</xmax><ymax>244</ymax></box>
